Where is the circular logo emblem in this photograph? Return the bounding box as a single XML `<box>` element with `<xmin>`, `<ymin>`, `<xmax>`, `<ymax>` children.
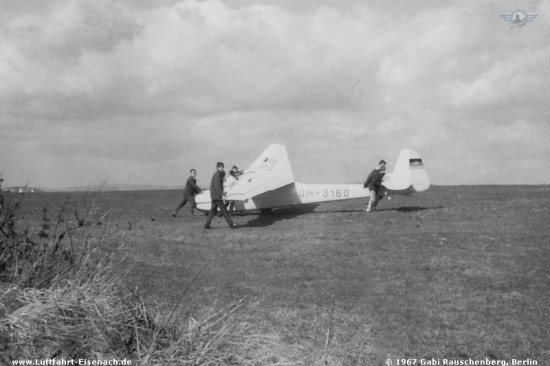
<box><xmin>510</xmin><ymin>9</ymin><xmax>529</xmax><ymax>27</ymax></box>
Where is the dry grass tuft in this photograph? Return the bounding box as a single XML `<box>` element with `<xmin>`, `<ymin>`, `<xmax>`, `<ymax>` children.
<box><xmin>142</xmin><ymin>298</ymin><xmax>293</xmax><ymax>365</ymax></box>
<box><xmin>3</xmin><ymin>285</ymin><xmax>290</xmax><ymax>364</ymax></box>
<box><xmin>1</xmin><ymin>183</ymin><xmax>299</xmax><ymax>364</ymax></box>
<box><xmin>3</xmin><ymin>278</ymin><xmax>132</xmax><ymax>359</ymax></box>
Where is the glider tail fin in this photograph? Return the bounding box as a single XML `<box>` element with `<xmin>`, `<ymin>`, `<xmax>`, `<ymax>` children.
<box><xmin>225</xmin><ymin>144</ymin><xmax>295</xmax><ymax>201</ymax></box>
<box><xmin>384</xmin><ymin>149</ymin><xmax>430</xmax><ymax>193</ymax></box>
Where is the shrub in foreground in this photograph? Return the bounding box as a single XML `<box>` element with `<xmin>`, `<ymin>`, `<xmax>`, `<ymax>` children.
<box><xmin>0</xmin><ymin>186</ymin><xmax>293</xmax><ymax>365</ymax></box>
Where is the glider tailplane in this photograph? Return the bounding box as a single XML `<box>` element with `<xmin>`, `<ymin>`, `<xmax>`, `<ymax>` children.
<box><xmin>383</xmin><ymin>149</ymin><xmax>430</xmax><ymax>194</ymax></box>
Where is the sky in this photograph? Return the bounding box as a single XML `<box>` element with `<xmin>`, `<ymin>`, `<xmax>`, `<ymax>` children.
<box><xmin>1</xmin><ymin>0</ymin><xmax>549</xmax><ymax>189</ymax></box>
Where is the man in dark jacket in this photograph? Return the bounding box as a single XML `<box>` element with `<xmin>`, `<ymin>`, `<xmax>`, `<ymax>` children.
<box><xmin>204</xmin><ymin>162</ymin><xmax>237</xmax><ymax>229</ymax></box>
<box><xmin>364</xmin><ymin>160</ymin><xmax>386</xmax><ymax>212</ymax></box>
<box><xmin>172</xmin><ymin>169</ymin><xmax>202</xmax><ymax>217</ymax></box>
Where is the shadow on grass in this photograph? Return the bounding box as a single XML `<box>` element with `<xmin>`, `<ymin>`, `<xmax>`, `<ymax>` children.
<box><xmin>237</xmin><ymin>205</ymin><xmax>443</xmax><ymax>227</ymax></box>
<box><xmin>315</xmin><ymin>209</ymin><xmax>366</xmax><ymax>213</ymax></box>
<box><xmin>242</xmin><ymin>204</ymin><xmax>319</xmax><ymax>227</ymax></box>
<box><xmin>383</xmin><ymin>205</ymin><xmax>444</xmax><ymax>212</ymax></box>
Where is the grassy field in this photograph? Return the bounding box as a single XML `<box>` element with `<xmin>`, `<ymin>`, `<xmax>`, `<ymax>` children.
<box><xmin>16</xmin><ymin>185</ymin><xmax>550</xmax><ymax>365</ymax></box>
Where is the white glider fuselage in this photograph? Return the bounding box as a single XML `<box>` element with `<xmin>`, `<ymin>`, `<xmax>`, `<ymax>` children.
<box><xmin>196</xmin><ymin>183</ymin><xmax>366</xmax><ymax>212</ymax></box>
<box><xmin>194</xmin><ymin>144</ymin><xmax>429</xmax><ymax>213</ymax></box>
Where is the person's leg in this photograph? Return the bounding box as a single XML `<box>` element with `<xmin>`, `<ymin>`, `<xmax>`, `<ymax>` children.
<box><xmin>189</xmin><ymin>196</ymin><xmax>196</xmax><ymax>215</ymax></box>
<box><xmin>214</xmin><ymin>200</ymin><xmax>235</xmax><ymax>226</ymax></box>
<box><xmin>373</xmin><ymin>194</ymin><xmax>384</xmax><ymax>210</ymax></box>
<box><xmin>204</xmin><ymin>202</ymin><xmax>217</xmax><ymax>228</ymax></box>
<box><xmin>173</xmin><ymin>197</ymin><xmax>188</xmax><ymax>216</ymax></box>
<box><xmin>372</xmin><ymin>192</ymin><xmax>379</xmax><ymax>211</ymax></box>
<box><xmin>366</xmin><ymin>190</ymin><xmax>376</xmax><ymax>212</ymax></box>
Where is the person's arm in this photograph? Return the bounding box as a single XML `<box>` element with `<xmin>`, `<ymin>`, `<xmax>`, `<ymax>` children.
<box><xmin>190</xmin><ymin>178</ymin><xmax>201</xmax><ymax>193</ymax></box>
<box><xmin>216</xmin><ymin>172</ymin><xmax>225</xmax><ymax>195</ymax></box>
<box><xmin>364</xmin><ymin>171</ymin><xmax>373</xmax><ymax>188</ymax></box>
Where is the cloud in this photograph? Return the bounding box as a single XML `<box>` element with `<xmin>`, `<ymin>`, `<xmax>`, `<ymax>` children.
<box><xmin>3</xmin><ymin>0</ymin><xmax>547</xmax><ymax>119</ymax></box>
<box><xmin>1</xmin><ymin>0</ymin><xmax>143</xmax><ymax>121</ymax></box>
<box><xmin>1</xmin><ymin>0</ymin><xmax>549</xmax><ymax>187</ymax></box>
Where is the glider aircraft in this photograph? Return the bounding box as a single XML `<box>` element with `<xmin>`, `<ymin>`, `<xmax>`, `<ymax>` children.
<box><xmin>195</xmin><ymin>144</ymin><xmax>430</xmax><ymax>213</ymax></box>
